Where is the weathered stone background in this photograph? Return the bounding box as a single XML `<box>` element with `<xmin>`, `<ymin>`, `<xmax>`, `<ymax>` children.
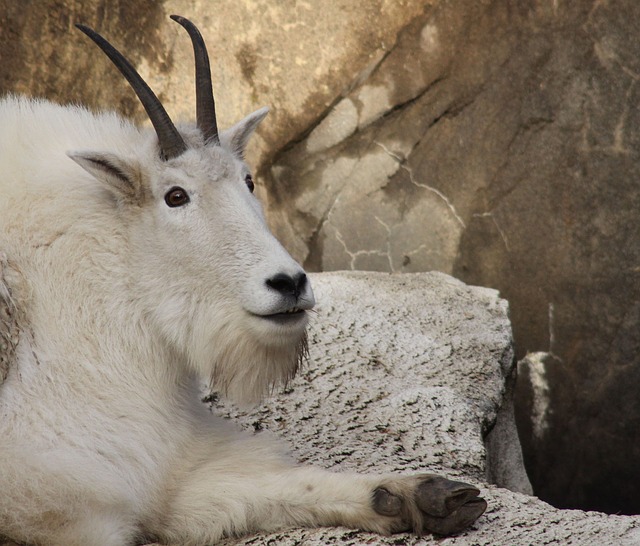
<box><xmin>1</xmin><ymin>0</ymin><xmax>639</xmax><ymax>516</ymax></box>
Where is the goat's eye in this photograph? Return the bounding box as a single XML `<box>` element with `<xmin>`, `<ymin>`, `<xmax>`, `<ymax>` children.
<box><xmin>164</xmin><ymin>187</ymin><xmax>190</xmax><ymax>207</ymax></box>
<box><xmin>245</xmin><ymin>174</ymin><xmax>255</xmax><ymax>193</ymax></box>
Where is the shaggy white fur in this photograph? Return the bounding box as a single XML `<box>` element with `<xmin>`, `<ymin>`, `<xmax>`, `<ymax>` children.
<box><xmin>0</xmin><ymin>17</ymin><xmax>486</xmax><ymax>546</ymax></box>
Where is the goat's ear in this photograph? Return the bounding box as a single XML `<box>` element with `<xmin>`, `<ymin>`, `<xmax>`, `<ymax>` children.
<box><xmin>68</xmin><ymin>151</ymin><xmax>144</xmax><ymax>203</ymax></box>
<box><xmin>220</xmin><ymin>107</ymin><xmax>269</xmax><ymax>158</ymax></box>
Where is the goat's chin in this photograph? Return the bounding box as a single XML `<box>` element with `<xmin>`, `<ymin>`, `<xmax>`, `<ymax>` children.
<box><xmin>213</xmin><ymin>332</ymin><xmax>308</xmax><ymax>407</ymax></box>
<box><xmin>186</xmin><ymin>310</ymin><xmax>309</xmax><ymax>407</ymax></box>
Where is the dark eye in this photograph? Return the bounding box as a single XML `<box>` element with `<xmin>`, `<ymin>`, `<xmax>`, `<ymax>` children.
<box><xmin>245</xmin><ymin>174</ymin><xmax>255</xmax><ymax>193</ymax></box>
<box><xmin>164</xmin><ymin>186</ymin><xmax>190</xmax><ymax>207</ymax></box>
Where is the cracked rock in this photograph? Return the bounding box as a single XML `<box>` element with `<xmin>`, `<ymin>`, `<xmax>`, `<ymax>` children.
<box><xmin>261</xmin><ymin>0</ymin><xmax>640</xmax><ymax>516</ymax></box>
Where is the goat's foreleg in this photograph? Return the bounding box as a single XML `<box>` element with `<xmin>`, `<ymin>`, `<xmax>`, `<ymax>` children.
<box><xmin>154</xmin><ymin>447</ymin><xmax>486</xmax><ymax>544</ymax></box>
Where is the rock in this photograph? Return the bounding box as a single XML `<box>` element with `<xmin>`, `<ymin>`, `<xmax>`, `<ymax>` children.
<box><xmin>217</xmin><ymin>493</ymin><xmax>640</xmax><ymax>546</ymax></box>
<box><xmin>260</xmin><ymin>0</ymin><xmax>640</xmax><ymax>514</ymax></box>
<box><xmin>0</xmin><ymin>0</ymin><xmax>426</xmax><ymax>171</ymax></box>
<box><xmin>485</xmin><ymin>367</ymin><xmax>532</xmax><ymax>497</ymax></box>
<box><xmin>211</xmin><ymin>272</ymin><xmax>520</xmax><ymax>482</ymax></box>
<box><xmin>200</xmin><ymin>272</ymin><xmax>637</xmax><ymax>546</ymax></box>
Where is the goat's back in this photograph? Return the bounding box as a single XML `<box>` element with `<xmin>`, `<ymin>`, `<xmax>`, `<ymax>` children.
<box><xmin>0</xmin><ymin>97</ymin><xmax>145</xmax><ymax>234</ymax></box>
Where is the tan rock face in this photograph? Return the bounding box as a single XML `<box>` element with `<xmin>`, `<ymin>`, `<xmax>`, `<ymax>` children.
<box><xmin>0</xmin><ymin>0</ymin><xmax>426</xmax><ymax>168</ymax></box>
<box><xmin>164</xmin><ymin>0</ymin><xmax>430</xmax><ymax>168</ymax></box>
<box><xmin>265</xmin><ymin>0</ymin><xmax>640</xmax><ymax>517</ymax></box>
<box><xmin>2</xmin><ymin>0</ymin><xmax>640</xmax><ymax>518</ymax></box>
<box><xmin>0</xmin><ymin>2</ymin><xmax>169</xmax><ymax>120</ymax></box>
<box><xmin>265</xmin><ymin>3</ymin><xmax>483</xmax><ymax>272</ymax></box>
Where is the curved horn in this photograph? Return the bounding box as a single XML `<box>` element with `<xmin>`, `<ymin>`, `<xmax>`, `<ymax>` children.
<box><xmin>76</xmin><ymin>24</ymin><xmax>187</xmax><ymax>160</ymax></box>
<box><xmin>170</xmin><ymin>15</ymin><xmax>220</xmax><ymax>145</ymax></box>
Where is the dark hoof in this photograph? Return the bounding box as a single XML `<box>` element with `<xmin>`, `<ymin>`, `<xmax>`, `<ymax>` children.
<box><xmin>423</xmin><ymin>496</ymin><xmax>487</xmax><ymax>535</ymax></box>
<box><xmin>372</xmin><ymin>487</ymin><xmax>403</xmax><ymax>516</ymax></box>
<box><xmin>415</xmin><ymin>476</ymin><xmax>481</xmax><ymax>517</ymax></box>
<box><xmin>371</xmin><ymin>475</ymin><xmax>487</xmax><ymax>536</ymax></box>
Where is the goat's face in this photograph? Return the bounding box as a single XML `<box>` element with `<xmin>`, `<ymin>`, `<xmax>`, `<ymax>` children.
<box><xmin>70</xmin><ymin>115</ymin><xmax>314</xmax><ymax>403</ymax></box>
<box><xmin>69</xmin><ymin>17</ymin><xmax>315</xmax><ymax>403</ymax></box>
<box><xmin>143</xmin><ymin>117</ymin><xmax>315</xmax><ymax>344</ymax></box>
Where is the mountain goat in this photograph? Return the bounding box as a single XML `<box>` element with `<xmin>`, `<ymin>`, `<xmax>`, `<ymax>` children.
<box><xmin>0</xmin><ymin>15</ymin><xmax>487</xmax><ymax>546</ymax></box>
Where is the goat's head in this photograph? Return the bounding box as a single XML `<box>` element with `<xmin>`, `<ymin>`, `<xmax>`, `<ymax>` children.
<box><xmin>70</xmin><ymin>16</ymin><xmax>314</xmax><ymax>404</ymax></box>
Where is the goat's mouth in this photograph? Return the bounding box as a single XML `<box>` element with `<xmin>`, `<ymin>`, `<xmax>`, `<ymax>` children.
<box><xmin>260</xmin><ymin>307</ymin><xmax>307</xmax><ymax>322</ymax></box>
<box><xmin>247</xmin><ymin>305</ymin><xmax>310</xmax><ymax>343</ymax></box>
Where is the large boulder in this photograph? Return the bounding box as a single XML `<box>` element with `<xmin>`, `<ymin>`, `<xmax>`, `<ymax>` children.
<box><xmin>209</xmin><ymin>272</ymin><xmax>640</xmax><ymax>545</ymax></box>
<box><xmin>212</xmin><ymin>272</ymin><xmax>522</xmax><ymax>484</ymax></box>
<box><xmin>208</xmin><ymin>272</ymin><xmax>637</xmax><ymax>545</ymax></box>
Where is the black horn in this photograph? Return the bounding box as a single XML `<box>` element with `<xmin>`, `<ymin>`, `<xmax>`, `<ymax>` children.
<box><xmin>76</xmin><ymin>24</ymin><xmax>187</xmax><ymax>160</ymax></box>
<box><xmin>170</xmin><ymin>15</ymin><xmax>220</xmax><ymax>145</ymax></box>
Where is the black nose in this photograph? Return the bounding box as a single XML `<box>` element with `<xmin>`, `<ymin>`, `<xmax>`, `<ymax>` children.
<box><xmin>266</xmin><ymin>272</ymin><xmax>307</xmax><ymax>299</ymax></box>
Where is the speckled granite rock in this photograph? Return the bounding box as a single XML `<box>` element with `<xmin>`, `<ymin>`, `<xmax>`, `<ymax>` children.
<box><xmin>217</xmin><ymin>488</ymin><xmax>640</xmax><ymax>546</ymax></box>
<box><xmin>212</xmin><ymin>271</ymin><xmax>515</xmax><ymax>480</ymax></box>
<box><xmin>206</xmin><ymin>272</ymin><xmax>639</xmax><ymax>546</ymax></box>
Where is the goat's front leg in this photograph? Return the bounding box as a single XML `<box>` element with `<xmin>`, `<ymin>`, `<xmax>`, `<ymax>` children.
<box><xmin>153</xmin><ymin>445</ymin><xmax>486</xmax><ymax>544</ymax></box>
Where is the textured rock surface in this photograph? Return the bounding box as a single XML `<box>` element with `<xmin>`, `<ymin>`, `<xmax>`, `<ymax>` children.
<box><xmin>0</xmin><ymin>0</ymin><xmax>425</xmax><ymax>171</ymax></box>
<box><xmin>203</xmin><ymin>273</ymin><xmax>639</xmax><ymax>545</ymax></box>
<box><xmin>217</xmin><ymin>491</ymin><xmax>640</xmax><ymax>546</ymax></box>
<box><xmin>206</xmin><ymin>272</ymin><xmax>636</xmax><ymax>546</ymax></box>
<box><xmin>211</xmin><ymin>272</ymin><xmax>518</xmax><ymax>481</ymax></box>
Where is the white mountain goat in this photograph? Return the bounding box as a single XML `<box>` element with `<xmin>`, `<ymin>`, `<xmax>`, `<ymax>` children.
<box><xmin>0</xmin><ymin>16</ymin><xmax>487</xmax><ymax>546</ymax></box>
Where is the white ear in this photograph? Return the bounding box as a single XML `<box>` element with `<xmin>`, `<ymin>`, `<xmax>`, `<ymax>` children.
<box><xmin>68</xmin><ymin>151</ymin><xmax>143</xmax><ymax>203</ymax></box>
<box><xmin>220</xmin><ymin>107</ymin><xmax>269</xmax><ymax>158</ymax></box>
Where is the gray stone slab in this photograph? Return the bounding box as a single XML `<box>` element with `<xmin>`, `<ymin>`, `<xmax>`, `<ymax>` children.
<box><xmin>211</xmin><ymin>271</ymin><xmax>514</xmax><ymax>480</ymax></box>
<box><xmin>206</xmin><ymin>272</ymin><xmax>640</xmax><ymax>546</ymax></box>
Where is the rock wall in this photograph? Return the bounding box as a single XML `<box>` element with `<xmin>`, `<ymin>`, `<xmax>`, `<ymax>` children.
<box><xmin>1</xmin><ymin>0</ymin><xmax>639</xmax><ymax>515</ymax></box>
<box><xmin>263</xmin><ymin>1</ymin><xmax>640</xmax><ymax>514</ymax></box>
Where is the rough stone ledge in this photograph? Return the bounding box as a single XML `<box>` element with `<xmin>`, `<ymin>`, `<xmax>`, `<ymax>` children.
<box><xmin>210</xmin><ymin>272</ymin><xmax>640</xmax><ymax>546</ymax></box>
<box><xmin>218</xmin><ymin>489</ymin><xmax>640</xmax><ymax>546</ymax></box>
<box><xmin>214</xmin><ymin>271</ymin><xmax>517</xmax><ymax>481</ymax></box>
